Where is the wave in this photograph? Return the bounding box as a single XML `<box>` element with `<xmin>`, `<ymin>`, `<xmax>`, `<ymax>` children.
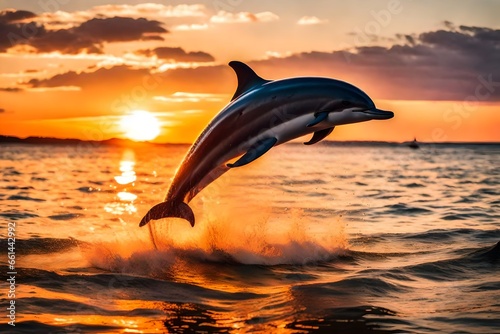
<box><xmin>76</xmin><ymin>186</ymin><xmax>113</xmax><ymax>193</ymax></box>
<box><xmin>284</xmin><ymin>178</ymin><xmax>328</xmax><ymax>185</ymax></box>
<box><xmin>479</xmin><ymin>177</ymin><xmax>499</xmax><ymax>186</ymax></box>
<box><xmin>21</xmin><ymin>267</ymin><xmax>265</xmax><ymax>303</ymax></box>
<box><xmin>393</xmin><ymin>241</ymin><xmax>500</xmax><ymax>282</ymax></box>
<box><xmin>0</xmin><ymin>211</ymin><xmax>39</xmax><ymax>220</ymax></box>
<box><xmin>30</xmin><ymin>176</ymin><xmax>48</xmax><ymax>181</ymax></box>
<box><xmin>285</xmin><ymin>305</ymin><xmax>415</xmax><ymax>334</ymax></box>
<box><xmin>401</xmin><ymin>228</ymin><xmax>478</xmax><ymax>242</ymax></box>
<box><xmin>293</xmin><ymin>277</ymin><xmax>409</xmax><ymax>297</ymax></box>
<box><xmin>475</xmin><ymin>188</ymin><xmax>499</xmax><ymax>196</ymax></box>
<box><xmin>48</xmin><ymin>213</ymin><xmax>81</xmax><ymax>221</ymax></box>
<box><xmin>16</xmin><ymin>296</ymin><xmax>162</xmax><ymax>317</ymax></box>
<box><xmin>0</xmin><ymin>237</ymin><xmax>82</xmax><ymax>255</ymax></box>
<box><xmin>469</xmin><ymin>241</ymin><xmax>500</xmax><ymax>262</ymax></box>
<box><xmin>7</xmin><ymin>194</ymin><xmax>46</xmax><ymax>202</ymax></box>
<box><xmin>2</xmin><ymin>185</ymin><xmax>35</xmax><ymax>190</ymax></box>
<box><xmin>382</xmin><ymin>203</ymin><xmax>432</xmax><ymax>215</ymax></box>
<box><xmin>441</xmin><ymin>212</ymin><xmax>499</xmax><ymax>221</ymax></box>
<box><xmin>0</xmin><ymin>321</ymin><xmax>120</xmax><ymax>334</ymax></box>
<box><xmin>403</xmin><ymin>182</ymin><xmax>425</xmax><ymax>188</ymax></box>
<box><xmin>2</xmin><ymin>167</ymin><xmax>21</xmax><ymax>175</ymax></box>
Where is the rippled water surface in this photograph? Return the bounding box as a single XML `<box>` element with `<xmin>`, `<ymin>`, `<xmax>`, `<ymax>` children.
<box><xmin>1</xmin><ymin>142</ymin><xmax>499</xmax><ymax>333</ymax></box>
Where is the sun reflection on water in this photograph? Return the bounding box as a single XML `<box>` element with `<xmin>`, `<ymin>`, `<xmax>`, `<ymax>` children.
<box><xmin>104</xmin><ymin>149</ymin><xmax>138</xmax><ymax>215</ymax></box>
<box><xmin>117</xmin><ymin>191</ymin><xmax>138</xmax><ymax>201</ymax></box>
<box><xmin>114</xmin><ymin>160</ymin><xmax>137</xmax><ymax>185</ymax></box>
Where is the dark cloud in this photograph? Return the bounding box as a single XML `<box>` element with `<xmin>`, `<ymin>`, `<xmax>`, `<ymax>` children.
<box><xmin>443</xmin><ymin>20</ymin><xmax>455</xmax><ymax>30</ymax></box>
<box><xmin>0</xmin><ymin>19</ymin><xmax>46</xmax><ymax>52</ymax></box>
<box><xmin>0</xmin><ymin>10</ymin><xmax>167</xmax><ymax>54</ymax></box>
<box><xmin>459</xmin><ymin>25</ymin><xmax>500</xmax><ymax>43</ymax></box>
<box><xmin>141</xmin><ymin>35</ymin><xmax>164</xmax><ymax>41</ymax></box>
<box><xmin>250</xmin><ymin>24</ymin><xmax>500</xmax><ymax>101</ymax></box>
<box><xmin>0</xmin><ymin>87</ymin><xmax>22</xmax><ymax>92</ymax></box>
<box><xmin>21</xmin><ymin>24</ymin><xmax>500</xmax><ymax>101</ymax></box>
<box><xmin>29</xmin><ymin>28</ymin><xmax>101</xmax><ymax>54</ymax></box>
<box><xmin>404</xmin><ymin>34</ymin><xmax>416</xmax><ymax>45</ymax></box>
<box><xmin>136</xmin><ymin>47</ymin><xmax>215</xmax><ymax>62</ymax></box>
<box><xmin>0</xmin><ymin>9</ymin><xmax>36</xmax><ymax>22</ymax></box>
<box><xmin>75</xmin><ymin>17</ymin><xmax>166</xmax><ymax>43</ymax></box>
<box><xmin>419</xmin><ymin>30</ymin><xmax>476</xmax><ymax>50</ymax></box>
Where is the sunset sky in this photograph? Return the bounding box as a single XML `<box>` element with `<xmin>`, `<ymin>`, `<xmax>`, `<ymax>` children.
<box><xmin>0</xmin><ymin>0</ymin><xmax>499</xmax><ymax>143</ymax></box>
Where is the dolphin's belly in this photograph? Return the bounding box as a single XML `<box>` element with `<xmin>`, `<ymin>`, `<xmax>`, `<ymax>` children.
<box><xmin>238</xmin><ymin>110</ymin><xmax>335</xmax><ymax>149</ymax></box>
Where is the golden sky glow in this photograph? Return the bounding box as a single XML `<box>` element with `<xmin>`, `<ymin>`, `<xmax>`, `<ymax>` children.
<box><xmin>0</xmin><ymin>1</ymin><xmax>499</xmax><ymax>143</ymax></box>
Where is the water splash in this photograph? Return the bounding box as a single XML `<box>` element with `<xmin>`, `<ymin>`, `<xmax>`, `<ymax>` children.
<box><xmin>86</xmin><ymin>199</ymin><xmax>348</xmax><ymax>277</ymax></box>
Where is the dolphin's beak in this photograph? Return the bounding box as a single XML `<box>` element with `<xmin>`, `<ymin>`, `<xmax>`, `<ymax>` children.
<box><xmin>360</xmin><ymin>108</ymin><xmax>394</xmax><ymax>120</ymax></box>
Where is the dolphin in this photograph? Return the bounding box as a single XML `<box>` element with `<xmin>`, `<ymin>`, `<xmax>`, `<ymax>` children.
<box><xmin>140</xmin><ymin>61</ymin><xmax>393</xmax><ymax>228</ymax></box>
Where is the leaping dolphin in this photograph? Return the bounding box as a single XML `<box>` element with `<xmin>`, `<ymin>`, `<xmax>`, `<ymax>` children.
<box><xmin>140</xmin><ymin>61</ymin><xmax>393</xmax><ymax>228</ymax></box>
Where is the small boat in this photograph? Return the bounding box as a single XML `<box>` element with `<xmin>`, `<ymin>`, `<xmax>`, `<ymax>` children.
<box><xmin>408</xmin><ymin>138</ymin><xmax>419</xmax><ymax>149</ymax></box>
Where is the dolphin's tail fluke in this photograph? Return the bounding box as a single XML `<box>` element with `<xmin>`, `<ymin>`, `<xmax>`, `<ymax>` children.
<box><xmin>139</xmin><ymin>201</ymin><xmax>195</xmax><ymax>227</ymax></box>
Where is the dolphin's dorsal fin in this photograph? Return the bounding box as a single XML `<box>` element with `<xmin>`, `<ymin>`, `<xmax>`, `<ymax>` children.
<box><xmin>229</xmin><ymin>61</ymin><xmax>268</xmax><ymax>101</ymax></box>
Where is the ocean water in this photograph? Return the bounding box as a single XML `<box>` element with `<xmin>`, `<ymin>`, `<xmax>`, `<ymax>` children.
<box><xmin>0</xmin><ymin>142</ymin><xmax>499</xmax><ymax>333</ymax></box>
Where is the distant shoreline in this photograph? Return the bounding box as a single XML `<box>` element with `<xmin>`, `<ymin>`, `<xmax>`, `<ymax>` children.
<box><xmin>0</xmin><ymin>135</ymin><xmax>498</xmax><ymax>147</ymax></box>
<box><xmin>0</xmin><ymin>135</ymin><xmax>184</xmax><ymax>147</ymax></box>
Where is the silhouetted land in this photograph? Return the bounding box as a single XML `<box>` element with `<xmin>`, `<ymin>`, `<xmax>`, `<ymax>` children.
<box><xmin>0</xmin><ymin>135</ymin><xmax>178</xmax><ymax>147</ymax></box>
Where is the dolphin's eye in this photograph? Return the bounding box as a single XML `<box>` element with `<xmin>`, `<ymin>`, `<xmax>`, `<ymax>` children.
<box><xmin>341</xmin><ymin>101</ymin><xmax>350</xmax><ymax>107</ymax></box>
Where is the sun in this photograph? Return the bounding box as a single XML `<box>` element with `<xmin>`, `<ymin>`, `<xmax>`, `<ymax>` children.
<box><xmin>120</xmin><ymin>110</ymin><xmax>161</xmax><ymax>141</ymax></box>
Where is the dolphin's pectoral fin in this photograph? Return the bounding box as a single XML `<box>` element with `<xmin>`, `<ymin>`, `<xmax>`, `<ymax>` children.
<box><xmin>227</xmin><ymin>137</ymin><xmax>277</xmax><ymax>168</ymax></box>
<box><xmin>304</xmin><ymin>127</ymin><xmax>335</xmax><ymax>145</ymax></box>
<box><xmin>307</xmin><ymin>111</ymin><xmax>329</xmax><ymax>127</ymax></box>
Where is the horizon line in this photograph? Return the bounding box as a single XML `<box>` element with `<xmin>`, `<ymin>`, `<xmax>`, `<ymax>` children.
<box><xmin>1</xmin><ymin>135</ymin><xmax>499</xmax><ymax>146</ymax></box>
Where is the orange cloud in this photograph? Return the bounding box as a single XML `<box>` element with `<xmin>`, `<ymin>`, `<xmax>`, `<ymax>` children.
<box><xmin>297</xmin><ymin>16</ymin><xmax>328</xmax><ymax>25</ymax></box>
<box><xmin>88</xmin><ymin>3</ymin><xmax>207</xmax><ymax>18</ymax></box>
<box><xmin>210</xmin><ymin>11</ymin><xmax>279</xmax><ymax>24</ymax></box>
<box><xmin>153</xmin><ymin>92</ymin><xmax>227</xmax><ymax>103</ymax></box>
<box><xmin>172</xmin><ymin>24</ymin><xmax>209</xmax><ymax>31</ymax></box>
<box><xmin>136</xmin><ymin>47</ymin><xmax>215</xmax><ymax>62</ymax></box>
<box><xmin>25</xmin><ymin>86</ymin><xmax>81</xmax><ymax>92</ymax></box>
<box><xmin>27</xmin><ymin>4</ymin><xmax>207</xmax><ymax>29</ymax></box>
